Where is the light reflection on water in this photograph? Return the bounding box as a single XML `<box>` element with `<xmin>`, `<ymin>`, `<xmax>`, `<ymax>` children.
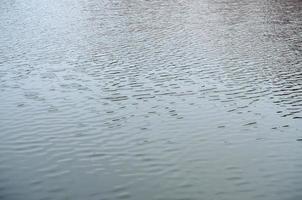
<box><xmin>0</xmin><ymin>0</ymin><xmax>302</xmax><ymax>199</ymax></box>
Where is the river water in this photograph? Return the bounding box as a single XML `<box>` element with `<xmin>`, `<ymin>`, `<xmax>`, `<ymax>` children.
<box><xmin>0</xmin><ymin>0</ymin><xmax>302</xmax><ymax>199</ymax></box>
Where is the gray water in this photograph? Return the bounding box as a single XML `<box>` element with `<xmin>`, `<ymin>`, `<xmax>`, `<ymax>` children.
<box><xmin>0</xmin><ymin>0</ymin><xmax>302</xmax><ymax>199</ymax></box>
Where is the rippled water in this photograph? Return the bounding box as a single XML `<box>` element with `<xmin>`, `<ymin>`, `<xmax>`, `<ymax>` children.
<box><xmin>1</xmin><ymin>0</ymin><xmax>302</xmax><ymax>199</ymax></box>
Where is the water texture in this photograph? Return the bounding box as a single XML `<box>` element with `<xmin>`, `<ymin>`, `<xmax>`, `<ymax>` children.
<box><xmin>0</xmin><ymin>0</ymin><xmax>302</xmax><ymax>199</ymax></box>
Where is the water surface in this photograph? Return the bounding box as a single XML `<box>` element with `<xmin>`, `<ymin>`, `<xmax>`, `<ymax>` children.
<box><xmin>0</xmin><ymin>0</ymin><xmax>302</xmax><ymax>199</ymax></box>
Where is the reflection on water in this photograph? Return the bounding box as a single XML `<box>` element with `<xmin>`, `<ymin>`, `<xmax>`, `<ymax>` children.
<box><xmin>0</xmin><ymin>0</ymin><xmax>302</xmax><ymax>199</ymax></box>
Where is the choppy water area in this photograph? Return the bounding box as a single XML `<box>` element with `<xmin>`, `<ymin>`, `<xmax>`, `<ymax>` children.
<box><xmin>1</xmin><ymin>0</ymin><xmax>302</xmax><ymax>199</ymax></box>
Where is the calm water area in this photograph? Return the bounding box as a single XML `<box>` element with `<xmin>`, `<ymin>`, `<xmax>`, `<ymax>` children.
<box><xmin>0</xmin><ymin>0</ymin><xmax>302</xmax><ymax>199</ymax></box>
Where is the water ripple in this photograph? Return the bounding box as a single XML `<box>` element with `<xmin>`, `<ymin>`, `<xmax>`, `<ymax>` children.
<box><xmin>1</xmin><ymin>0</ymin><xmax>302</xmax><ymax>200</ymax></box>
